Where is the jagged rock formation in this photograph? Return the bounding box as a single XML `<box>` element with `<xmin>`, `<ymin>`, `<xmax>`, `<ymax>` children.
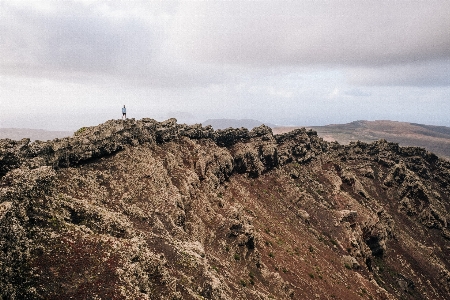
<box><xmin>1</xmin><ymin>118</ymin><xmax>449</xmax><ymax>299</ymax></box>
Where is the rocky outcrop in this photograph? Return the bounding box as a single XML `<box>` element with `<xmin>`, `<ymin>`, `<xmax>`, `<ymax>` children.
<box><xmin>1</xmin><ymin>118</ymin><xmax>449</xmax><ymax>299</ymax></box>
<box><xmin>0</xmin><ymin>120</ymin><xmax>280</xmax><ymax>177</ymax></box>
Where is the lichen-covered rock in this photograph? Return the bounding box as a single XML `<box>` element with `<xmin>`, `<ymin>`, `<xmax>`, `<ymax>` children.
<box><xmin>1</xmin><ymin>118</ymin><xmax>449</xmax><ymax>299</ymax></box>
<box><xmin>343</xmin><ymin>255</ymin><xmax>360</xmax><ymax>269</ymax></box>
<box><xmin>233</xmin><ymin>144</ymin><xmax>265</xmax><ymax>177</ymax></box>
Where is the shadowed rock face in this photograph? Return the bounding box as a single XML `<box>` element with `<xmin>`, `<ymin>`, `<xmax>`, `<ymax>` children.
<box><xmin>1</xmin><ymin>118</ymin><xmax>449</xmax><ymax>299</ymax></box>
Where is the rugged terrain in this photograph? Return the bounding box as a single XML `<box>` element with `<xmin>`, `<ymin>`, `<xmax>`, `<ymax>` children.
<box><xmin>1</xmin><ymin>118</ymin><xmax>449</xmax><ymax>299</ymax></box>
<box><xmin>203</xmin><ymin>119</ymin><xmax>276</xmax><ymax>130</ymax></box>
<box><xmin>273</xmin><ymin>120</ymin><xmax>450</xmax><ymax>160</ymax></box>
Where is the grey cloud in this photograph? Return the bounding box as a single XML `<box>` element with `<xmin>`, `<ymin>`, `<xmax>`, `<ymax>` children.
<box><xmin>349</xmin><ymin>60</ymin><xmax>450</xmax><ymax>86</ymax></box>
<box><xmin>1</xmin><ymin>3</ymin><xmax>131</xmax><ymax>73</ymax></box>
<box><xmin>344</xmin><ymin>89</ymin><xmax>371</xmax><ymax>97</ymax></box>
<box><xmin>2</xmin><ymin>1</ymin><xmax>450</xmax><ymax>88</ymax></box>
<box><xmin>0</xmin><ymin>1</ymin><xmax>222</xmax><ymax>88</ymax></box>
<box><xmin>170</xmin><ymin>1</ymin><xmax>450</xmax><ymax>67</ymax></box>
<box><xmin>168</xmin><ymin>1</ymin><xmax>450</xmax><ymax>86</ymax></box>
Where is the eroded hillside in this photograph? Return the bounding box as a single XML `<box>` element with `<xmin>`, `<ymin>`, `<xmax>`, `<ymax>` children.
<box><xmin>1</xmin><ymin>118</ymin><xmax>449</xmax><ymax>299</ymax></box>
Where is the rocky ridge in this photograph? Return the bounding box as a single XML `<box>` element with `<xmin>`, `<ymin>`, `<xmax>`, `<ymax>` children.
<box><xmin>1</xmin><ymin>118</ymin><xmax>449</xmax><ymax>299</ymax></box>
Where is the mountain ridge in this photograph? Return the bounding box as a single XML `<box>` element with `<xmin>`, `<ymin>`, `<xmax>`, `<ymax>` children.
<box><xmin>1</xmin><ymin>118</ymin><xmax>449</xmax><ymax>299</ymax></box>
<box><xmin>3</xmin><ymin>120</ymin><xmax>450</xmax><ymax>161</ymax></box>
<box><xmin>203</xmin><ymin>119</ymin><xmax>277</xmax><ymax>130</ymax></box>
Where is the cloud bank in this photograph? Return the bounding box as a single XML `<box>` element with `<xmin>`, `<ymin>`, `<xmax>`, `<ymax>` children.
<box><xmin>0</xmin><ymin>0</ymin><xmax>221</xmax><ymax>87</ymax></box>
<box><xmin>1</xmin><ymin>0</ymin><xmax>449</xmax><ymax>87</ymax></box>
<box><xmin>170</xmin><ymin>1</ymin><xmax>450</xmax><ymax>67</ymax></box>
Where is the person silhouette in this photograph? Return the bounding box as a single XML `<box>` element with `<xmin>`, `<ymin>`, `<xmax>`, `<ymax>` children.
<box><xmin>122</xmin><ymin>105</ymin><xmax>126</xmax><ymax>119</ymax></box>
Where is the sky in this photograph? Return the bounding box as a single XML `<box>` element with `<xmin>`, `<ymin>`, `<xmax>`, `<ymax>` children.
<box><xmin>1</xmin><ymin>0</ymin><xmax>449</xmax><ymax>131</ymax></box>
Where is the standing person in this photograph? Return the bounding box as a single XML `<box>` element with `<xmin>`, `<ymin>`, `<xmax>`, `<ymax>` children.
<box><xmin>122</xmin><ymin>105</ymin><xmax>126</xmax><ymax>119</ymax></box>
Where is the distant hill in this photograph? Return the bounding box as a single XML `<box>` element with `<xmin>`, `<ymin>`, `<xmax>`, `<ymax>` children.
<box><xmin>0</xmin><ymin>128</ymin><xmax>73</xmax><ymax>141</ymax></box>
<box><xmin>274</xmin><ymin>120</ymin><xmax>450</xmax><ymax>160</ymax></box>
<box><xmin>203</xmin><ymin>119</ymin><xmax>276</xmax><ymax>130</ymax></box>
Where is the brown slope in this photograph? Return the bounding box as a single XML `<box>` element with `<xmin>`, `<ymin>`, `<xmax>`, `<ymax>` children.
<box><xmin>1</xmin><ymin>118</ymin><xmax>449</xmax><ymax>299</ymax></box>
<box><xmin>274</xmin><ymin>120</ymin><xmax>450</xmax><ymax>160</ymax></box>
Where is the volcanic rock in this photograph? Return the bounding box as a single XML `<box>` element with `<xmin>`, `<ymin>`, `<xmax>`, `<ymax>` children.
<box><xmin>1</xmin><ymin>118</ymin><xmax>449</xmax><ymax>299</ymax></box>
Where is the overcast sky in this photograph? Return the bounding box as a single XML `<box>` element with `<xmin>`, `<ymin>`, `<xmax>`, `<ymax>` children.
<box><xmin>1</xmin><ymin>0</ymin><xmax>449</xmax><ymax>130</ymax></box>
